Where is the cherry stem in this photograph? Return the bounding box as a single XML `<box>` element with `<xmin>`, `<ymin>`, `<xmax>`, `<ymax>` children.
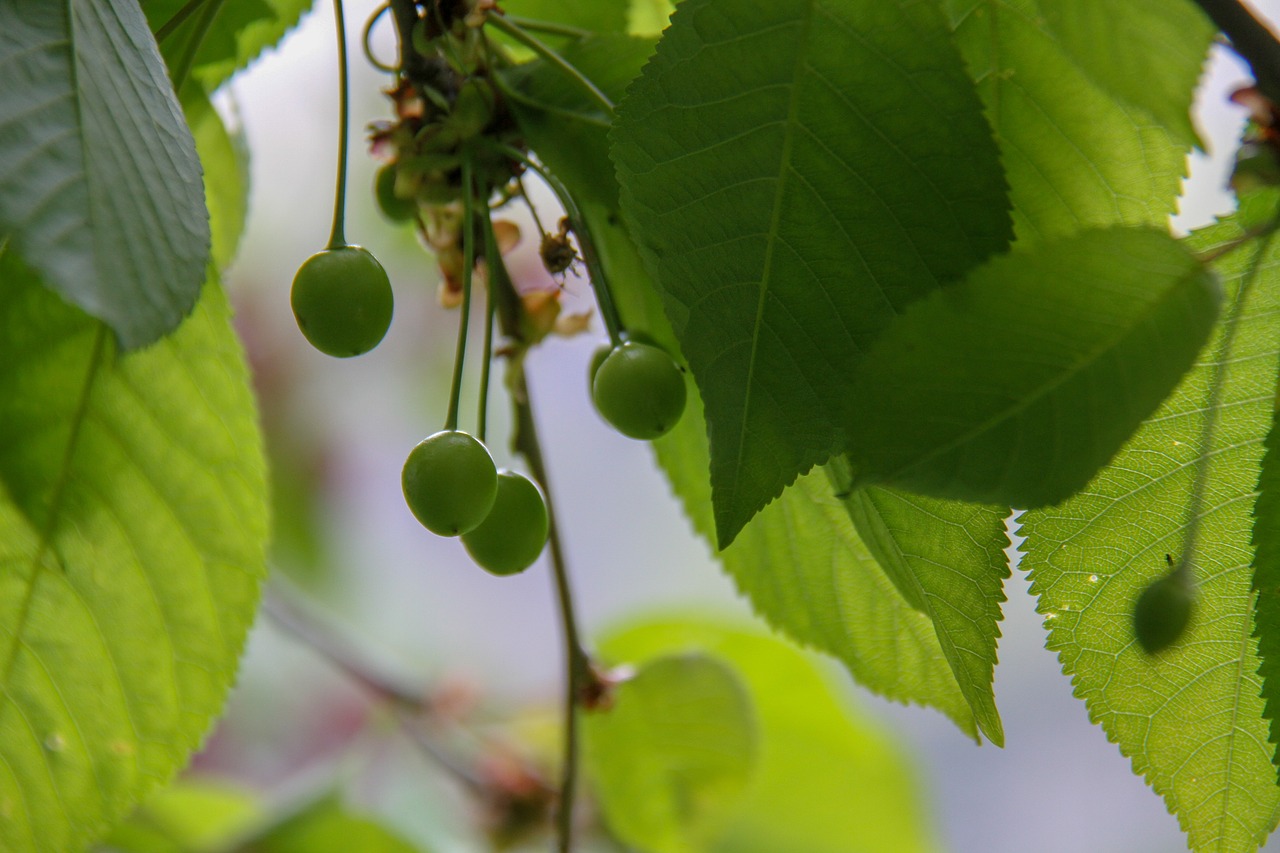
<box><xmin>513</xmin><ymin>373</ymin><xmax>589</xmax><ymax>853</ymax></box>
<box><xmin>490</xmin><ymin>143</ymin><xmax>624</xmax><ymax>346</ymax></box>
<box><xmin>154</xmin><ymin>0</ymin><xmax>214</xmax><ymax>43</ymax></box>
<box><xmin>326</xmin><ymin>0</ymin><xmax>353</xmax><ymax>249</ymax></box>
<box><xmin>501</xmin><ymin>15</ymin><xmax>593</xmax><ymax>40</ymax></box>
<box><xmin>361</xmin><ymin>4</ymin><xmax>398</xmax><ymax>74</ymax></box>
<box><xmin>476</xmin><ymin>250</ymin><xmax>496</xmax><ymax>445</ymax></box>
<box><xmin>445</xmin><ymin>154</ymin><xmax>478</xmax><ymax>433</ymax></box>
<box><xmin>484</xmin><ymin>13</ymin><xmax>615</xmax><ymax>117</ymax></box>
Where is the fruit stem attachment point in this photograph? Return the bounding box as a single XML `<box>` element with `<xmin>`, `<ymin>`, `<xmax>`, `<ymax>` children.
<box><xmin>444</xmin><ymin>153</ymin><xmax>479</xmax><ymax>433</ymax></box>
<box><xmin>484</xmin><ymin>13</ymin><xmax>615</xmax><ymax>117</ymax></box>
<box><xmin>326</xmin><ymin>0</ymin><xmax>353</xmax><ymax>250</ymax></box>
<box><xmin>489</xmin><ymin>143</ymin><xmax>625</xmax><ymax>346</ymax></box>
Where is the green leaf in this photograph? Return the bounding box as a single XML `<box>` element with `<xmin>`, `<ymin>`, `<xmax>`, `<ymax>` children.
<box><xmin>244</xmin><ymin>796</ymin><xmax>422</xmax><ymax>853</ymax></box>
<box><xmin>0</xmin><ymin>0</ymin><xmax>210</xmax><ymax>349</ymax></box>
<box><xmin>613</xmin><ymin>0</ymin><xmax>1012</xmax><ymax>546</ymax></box>
<box><xmin>584</xmin><ymin>654</ymin><xmax>756</xmax><ymax>853</ymax></box>
<box><xmin>185</xmin><ymin>90</ymin><xmax>250</xmax><ymax>270</ymax></box>
<box><xmin>842</xmin><ymin>227</ymin><xmax>1222</xmax><ymax>508</ymax></box>
<box><xmin>592</xmin><ymin>205</ymin><xmax>986</xmax><ymax>739</ymax></box>
<box><xmin>830</xmin><ymin>462</ymin><xmax>1009</xmax><ymax>745</ymax></box>
<box><xmin>945</xmin><ymin>0</ymin><xmax>1188</xmax><ymax>242</ymax></box>
<box><xmin>498</xmin><ymin>0</ymin><xmax>629</xmax><ymax>33</ymax></box>
<box><xmin>102</xmin><ymin>779</ymin><xmax>261</xmax><ymax>853</ymax></box>
<box><xmin>1019</xmin><ymin>220</ymin><xmax>1280</xmax><ymax>850</ymax></box>
<box><xmin>628</xmin><ymin>0</ymin><xmax>674</xmax><ymax>36</ymax></box>
<box><xmin>0</xmin><ymin>252</ymin><xmax>268</xmax><ymax>851</ymax></box>
<box><xmin>504</xmin><ymin>34</ymin><xmax>656</xmax><ymax>211</ymax></box>
<box><xmin>1033</xmin><ymin>0</ymin><xmax>1213</xmax><ymax>148</ymax></box>
<box><xmin>597</xmin><ymin>619</ymin><xmax>939</xmax><ymax>853</ymax></box>
<box><xmin>145</xmin><ymin>0</ymin><xmax>310</xmax><ymax>92</ymax></box>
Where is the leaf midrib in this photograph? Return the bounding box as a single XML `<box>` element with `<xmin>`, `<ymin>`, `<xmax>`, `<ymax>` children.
<box><xmin>728</xmin><ymin>0</ymin><xmax>815</xmax><ymax>529</ymax></box>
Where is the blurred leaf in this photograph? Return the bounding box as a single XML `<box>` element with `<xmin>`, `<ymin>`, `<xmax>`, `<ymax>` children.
<box><xmin>102</xmin><ymin>780</ymin><xmax>261</xmax><ymax>853</ymax></box>
<box><xmin>0</xmin><ymin>1</ymin><xmax>209</xmax><ymax>349</ymax></box>
<box><xmin>145</xmin><ymin>0</ymin><xmax>310</xmax><ymax>92</ymax></box>
<box><xmin>945</xmin><ymin>0</ymin><xmax>1187</xmax><ymax>242</ymax></box>
<box><xmin>585</xmin><ymin>654</ymin><xmax>756</xmax><ymax>853</ymax></box>
<box><xmin>185</xmin><ymin>90</ymin><xmax>250</xmax><ymax>269</ymax></box>
<box><xmin>842</xmin><ymin>228</ymin><xmax>1221</xmax><ymax>507</ymax></box>
<box><xmin>241</xmin><ymin>796</ymin><xmax>423</xmax><ymax>853</ymax></box>
<box><xmin>597</xmin><ymin>619</ymin><xmax>939</xmax><ymax>853</ymax></box>
<box><xmin>504</xmin><ymin>34</ymin><xmax>656</xmax><ymax>210</ymax></box>
<box><xmin>613</xmin><ymin>0</ymin><xmax>1011</xmax><ymax>546</ymax></box>
<box><xmin>591</xmin><ymin>203</ymin><xmax>986</xmax><ymax>741</ymax></box>
<box><xmin>628</xmin><ymin>0</ymin><xmax>673</xmax><ymax>35</ymax></box>
<box><xmin>0</xmin><ymin>251</ymin><xmax>268</xmax><ymax>852</ymax></box>
<box><xmin>1019</xmin><ymin>217</ymin><xmax>1280</xmax><ymax>851</ymax></box>
<box><xmin>1034</xmin><ymin>0</ymin><xmax>1212</xmax><ymax>147</ymax></box>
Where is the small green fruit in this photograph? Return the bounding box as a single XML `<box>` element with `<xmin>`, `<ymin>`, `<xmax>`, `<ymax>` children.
<box><xmin>375</xmin><ymin>165</ymin><xmax>417</xmax><ymax>222</ymax></box>
<box><xmin>291</xmin><ymin>246</ymin><xmax>394</xmax><ymax>357</ymax></box>
<box><xmin>592</xmin><ymin>341</ymin><xmax>687</xmax><ymax>440</ymax></box>
<box><xmin>402</xmin><ymin>431</ymin><xmax>498</xmax><ymax>536</ymax></box>
<box><xmin>1133</xmin><ymin>573</ymin><xmax>1194</xmax><ymax>655</ymax></box>
<box><xmin>462</xmin><ymin>470</ymin><xmax>549</xmax><ymax>575</ymax></box>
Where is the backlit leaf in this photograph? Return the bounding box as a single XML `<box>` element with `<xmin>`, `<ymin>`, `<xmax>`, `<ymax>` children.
<box><xmin>0</xmin><ymin>251</ymin><xmax>268</xmax><ymax>851</ymax></box>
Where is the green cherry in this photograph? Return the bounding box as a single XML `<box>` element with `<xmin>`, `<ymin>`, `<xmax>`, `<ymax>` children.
<box><xmin>375</xmin><ymin>165</ymin><xmax>417</xmax><ymax>223</ymax></box>
<box><xmin>402</xmin><ymin>431</ymin><xmax>498</xmax><ymax>536</ymax></box>
<box><xmin>291</xmin><ymin>246</ymin><xmax>394</xmax><ymax>357</ymax></box>
<box><xmin>592</xmin><ymin>341</ymin><xmax>687</xmax><ymax>440</ymax></box>
<box><xmin>462</xmin><ymin>470</ymin><xmax>549</xmax><ymax>576</ymax></box>
<box><xmin>1133</xmin><ymin>572</ymin><xmax>1194</xmax><ymax>655</ymax></box>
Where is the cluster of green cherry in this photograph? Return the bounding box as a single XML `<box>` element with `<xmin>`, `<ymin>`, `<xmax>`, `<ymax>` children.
<box><xmin>287</xmin><ymin>0</ymin><xmax>687</xmax><ymax>576</ymax></box>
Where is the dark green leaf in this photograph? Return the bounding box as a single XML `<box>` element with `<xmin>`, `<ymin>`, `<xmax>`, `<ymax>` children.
<box><xmin>1034</xmin><ymin>0</ymin><xmax>1213</xmax><ymax>147</ymax></box>
<box><xmin>613</xmin><ymin>0</ymin><xmax>1012</xmax><ymax>546</ymax></box>
<box><xmin>842</xmin><ymin>227</ymin><xmax>1221</xmax><ymax>507</ymax></box>
<box><xmin>498</xmin><ymin>0</ymin><xmax>628</xmax><ymax>34</ymax></box>
<box><xmin>0</xmin><ymin>0</ymin><xmax>209</xmax><ymax>349</ymax></box>
<box><xmin>597</xmin><ymin>620</ymin><xmax>938</xmax><ymax>853</ymax></box>
<box><xmin>0</xmin><ymin>252</ymin><xmax>268</xmax><ymax>851</ymax></box>
<box><xmin>145</xmin><ymin>0</ymin><xmax>310</xmax><ymax>92</ymax></box>
<box><xmin>584</xmin><ymin>654</ymin><xmax>756</xmax><ymax>852</ymax></box>
<box><xmin>504</xmin><ymin>34</ymin><xmax>656</xmax><ymax>210</ymax></box>
<box><xmin>1020</xmin><ymin>217</ymin><xmax>1280</xmax><ymax>850</ymax></box>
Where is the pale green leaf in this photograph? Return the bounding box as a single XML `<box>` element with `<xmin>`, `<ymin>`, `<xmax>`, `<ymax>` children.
<box><xmin>1033</xmin><ymin>0</ymin><xmax>1213</xmax><ymax>147</ymax></box>
<box><xmin>597</xmin><ymin>620</ymin><xmax>939</xmax><ymax>853</ymax></box>
<box><xmin>842</xmin><ymin>227</ymin><xmax>1222</xmax><ymax>508</ymax></box>
<box><xmin>613</xmin><ymin>0</ymin><xmax>1012</xmax><ymax>546</ymax></box>
<box><xmin>185</xmin><ymin>90</ymin><xmax>250</xmax><ymax>270</ymax></box>
<box><xmin>584</xmin><ymin>654</ymin><xmax>756</xmax><ymax>853</ymax></box>
<box><xmin>0</xmin><ymin>252</ymin><xmax>268</xmax><ymax>851</ymax></box>
<box><xmin>830</xmin><ymin>462</ymin><xmax>1008</xmax><ymax>745</ymax></box>
<box><xmin>246</xmin><ymin>796</ymin><xmax>422</xmax><ymax>853</ymax></box>
<box><xmin>1019</xmin><ymin>219</ymin><xmax>1280</xmax><ymax>851</ymax></box>
<box><xmin>101</xmin><ymin>779</ymin><xmax>261</xmax><ymax>853</ymax></box>
<box><xmin>628</xmin><ymin>0</ymin><xmax>674</xmax><ymax>36</ymax></box>
<box><xmin>945</xmin><ymin>0</ymin><xmax>1188</xmax><ymax>243</ymax></box>
<box><xmin>592</xmin><ymin>205</ymin><xmax>984</xmax><ymax>739</ymax></box>
<box><xmin>0</xmin><ymin>0</ymin><xmax>209</xmax><ymax>349</ymax></box>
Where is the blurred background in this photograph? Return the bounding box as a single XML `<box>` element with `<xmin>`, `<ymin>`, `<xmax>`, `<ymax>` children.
<box><xmin>180</xmin><ymin>2</ymin><xmax>1280</xmax><ymax>851</ymax></box>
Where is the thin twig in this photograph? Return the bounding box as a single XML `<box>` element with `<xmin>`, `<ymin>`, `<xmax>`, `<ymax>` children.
<box><xmin>261</xmin><ymin>583</ymin><xmax>488</xmax><ymax>795</ymax></box>
<box><xmin>1192</xmin><ymin>0</ymin><xmax>1280</xmax><ymax>105</ymax></box>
